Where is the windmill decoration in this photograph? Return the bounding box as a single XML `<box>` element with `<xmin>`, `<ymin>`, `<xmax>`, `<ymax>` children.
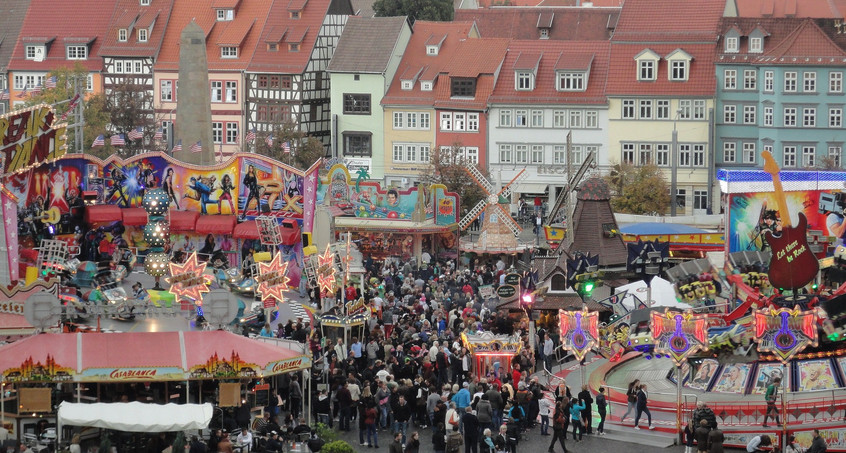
<box><xmin>650</xmin><ymin>309</ymin><xmax>709</xmax><ymax>365</ymax></box>
<box><xmin>459</xmin><ymin>167</ymin><xmax>528</xmax><ymax>251</ymax></box>
<box><xmin>558</xmin><ymin>307</ymin><xmax>600</xmax><ymax>361</ymax></box>
<box><xmin>753</xmin><ymin>306</ymin><xmax>820</xmax><ymax>363</ymax></box>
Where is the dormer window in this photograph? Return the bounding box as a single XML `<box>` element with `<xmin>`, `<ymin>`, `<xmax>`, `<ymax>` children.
<box><xmin>290</xmin><ymin>11</ymin><xmax>300</xmax><ymax>19</ymax></box>
<box><xmin>516</xmin><ymin>71</ymin><xmax>534</xmax><ymax>91</ymax></box>
<box><xmin>140</xmin><ymin>0</ymin><xmax>150</xmax><ymax>4</ymax></box>
<box><xmin>138</xmin><ymin>28</ymin><xmax>148</xmax><ymax>43</ymax></box>
<box><xmin>221</xmin><ymin>46</ymin><xmax>238</xmax><ymax>58</ymax></box>
<box><xmin>665</xmin><ymin>49</ymin><xmax>692</xmax><ymax>82</ymax></box>
<box><xmin>634</xmin><ymin>49</ymin><xmax>660</xmax><ymax>81</ymax></box>
<box><xmin>289</xmin><ymin>43</ymin><xmax>300</xmax><ymax>52</ymax></box>
<box><xmin>25</xmin><ymin>45</ymin><xmax>45</xmax><ymax>61</ymax></box>
<box><xmin>421</xmin><ymin>81</ymin><xmax>432</xmax><ymax>91</ymax></box>
<box><xmin>217</xmin><ymin>9</ymin><xmax>234</xmax><ymax>21</ymax></box>
<box><xmin>268</xmin><ymin>43</ymin><xmax>278</xmax><ymax>51</ymax></box>
<box><xmin>66</xmin><ymin>45</ymin><xmax>88</xmax><ymax>60</ymax></box>
<box><xmin>725</xmin><ymin>36</ymin><xmax>738</xmax><ymax>53</ymax></box>
<box><xmin>540</xmin><ymin>28</ymin><xmax>549</xmax><ymax>39</ymax></box>
<box><xmin>118</xmin><ymin>29</ymin><xmax>128</xmax><ymax>42</ymax></box>
<box><xmin>749</xmin><ymin>37</ymin><xmax>762</xmax><ymax>53</ymax></box>
<box><xmin>425</xmin><ymin>34</ymin><xmax>446</xmax><ymax>56</ymax></box>
<box><xmin>426</xmin><ymin>45</ymin><xmax>438</xmax><ymax>56</ymax></box>
<box><xmin>451</xmin><ymin>78</ymin><xmax>476</xmax><ymax>97</ymax></box>
<box><xmin>401</xmin><ymin>80</ymin><xmax>412</xmax><ymax>90</ymax></box>
<box><xmin>557</xmin><ymin>72</ymin><xmax>585</xmax><ymax>91</ymax></box>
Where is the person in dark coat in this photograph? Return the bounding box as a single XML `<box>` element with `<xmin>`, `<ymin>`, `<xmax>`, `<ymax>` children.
<box><xmin>707</xmin><ymin>426</ymin><xmax>725</xmax><ymax>453</ymax></box>
<box><xmin>548</xmin><ymin>401</ymin><xmax>568</xmax><ymax>453</ymax></box>
<box><xmin>433</xmin><ymin>423</ymin><xmax>448</xmax><ymax>453</ymax></box>
<box><xmin>389</xmin><ymin>432</ymin><xmax>404</xmax><ymax>453</ymax></box>
<box><xmin>463</xmin><ymin>406</ymin><xmax>480</xmax><ymax>453</ymax></box>
<box><xmin>693</xmin><ymin>419</ymin><xmax>711</xmax><ymax>453</ymax></box>
<box><xmin>577</xmin><ymin>385</ymin><xmax>593</xmax><ymax>435</ymax></box>
<box><xmin>806</xmin><ymin>428</ymin><xmax>828</xmax><ymax>453</ymax></box>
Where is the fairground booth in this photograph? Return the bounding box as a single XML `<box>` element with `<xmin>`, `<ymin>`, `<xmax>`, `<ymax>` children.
<box><xmin>461</xmin><ymin>332</ymin><xmax>522</xmax><ymax>380</ymax></box>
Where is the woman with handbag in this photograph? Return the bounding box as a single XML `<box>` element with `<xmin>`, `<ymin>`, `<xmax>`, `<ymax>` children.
<box><xmin>547</xmin><ymin>401</ymin><xmax>568</xmax><ymax>453</ymax></box>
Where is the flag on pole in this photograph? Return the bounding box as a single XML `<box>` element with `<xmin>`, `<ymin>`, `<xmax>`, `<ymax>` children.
<box><xmin>111</xmin><ymin>134</ymin><xmax>126</xmax><ymax>146</ymax></box>
<box><xmin>190</xmin><ymin>140</ymin><xmax>202</xmax><ymax>153</ymax></box>
<box><xmin>218</xmin><ymin>143</ymin><xmax>224</xmax><ymax>162</ymax></box>
<box><xmin>265</xmin><ymin>134</ymin><xmax>273</xmax><ymax>147</ymax></box>
<box><xmin>92</xmin><ymin>135</ymin><xmax>105</xmax><ymax>147</ymax></box>
<box><xmin>153</xmin><ymin>128</ymin><xmax>163</xmax><ymax>140</ymax></box>
<box><xmin>31</xmin><ymin>83</ymin><xmax>42</xmax><ymax>94</ymax></box>
<box><xmin>45</xmin><ymin>76</ymin><xmax>57</xmax><ymax>89</ymax></box>
<box><xmin>0</xmin><ymin>90</ymin><xmax>9</xmax><ymax>100</ymax></box>
<box><xmin>16</xmin><ymin>86</ymin><xmax>28</xmax><ymax>98</ymax></box>
<box><xmin>245</xmin><ymin>128</ymin><xmax>256</xmax><ymax>143</ymax></box>
<box><xmin>172</xmin><ymin>140</ymin><xmax>182</xmax><ymax>153</ymax></box>
<box><xmin>282</xmin><ymin>141</ymin><xmax>291</xmax><ymax>153</ymax></box>
<box><xmin>128</xmin><ymin>126</ymin><xmax>144</xmax><ymax>140</ymax></box>
<box><xmin>59</xmin><ymin>94</ymin><xmax>80</xmax><ymax>121</ymax></box>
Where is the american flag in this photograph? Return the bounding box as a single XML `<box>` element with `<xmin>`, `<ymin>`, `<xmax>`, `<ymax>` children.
<box><xmin>92</xmin><ymin>135</ymin><xmax>105</xmax><ymax>147</ymax></box>
<box><xmin>31</xmin><ymin>83</ymin><xmax>42</xmax><ymax>94</ymax></box>
<box><xmin>128</xmin><ymin>127</ymin><xmax>144</xmax><ymax>140</ymax></box>
<box><xmin>283</xmin><ymin>141</ymin><xmax>291</xmax><ymax>153</ymax></box>
<box><xmin>59</xmin><ymin>94</ymin><xmax>80</xmax><ymax>121</ymax></box>
<box><xmin>154</xmin><ymin>128</ymin><xmax>163</xmax><ymax>140</ymax></box>
<box><xmin>265</xmin><ymin>134</ymin><xmax>273</xmax><ymax>147</ymax></box>
<box><xmin>172</xmin><ymin>140</ymin><xmax>182</xmax><ymax>153</ymax></box>
<box><xmin>190</xmin><ymin>140</ymin><xmax>202</xmax><ymax>153</ymax></box>
<box><xmin>45</xmin><ymin>76</ymin><xmax>57</xmax><ymax>89</ymax></box>
<box><xmin>16</xmin><ymin>86</ymin><xmax>28</xmax><ymax>98</ymax></box>
<box><xmin>245</xmin><ymin>128</ymin><xmax>256</xmax><ymax>143</ymax></box>
<box><xmin>111</xmin><ymin>134</ymin><xmax>126</xmax><ymax>146</ymax></box>
<box><xmin>0</xmin><ymin>90</ymin><xmax>8</xmax><ymax>100</ymax></box>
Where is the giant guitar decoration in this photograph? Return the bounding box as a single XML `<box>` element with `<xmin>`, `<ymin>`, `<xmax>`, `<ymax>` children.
<box><xmin>760</xmin><ymin>151</ymin><xmax>819</xmax><ymax>289</ymax></box>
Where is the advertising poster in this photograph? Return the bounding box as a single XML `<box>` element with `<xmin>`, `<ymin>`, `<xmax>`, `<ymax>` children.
<box><xmin>728</xmin><ymin>190</ymin><xmax>843</xmax><ymax>253</ymax></box>
<box><xmin>752</xmin><ymin>363</ymin><xmax>788</xmax><ymax>394</ymax></box>
<box><xmin>839</xmin><ymin>357</ymin><xmax>846</xmax><ymax>382</ymax></box>
<box><xmin>712</xmin><ymin>363</ymin><xmax>752</xmax><ymax>394</ymax></box>
<box><xmin>238</xmin><ymin>156</ymin><xmax>305</xmax><ymax>220</ymax></box>
<box><xmin>794</xmin><ymin>427</ymin><xmax>846</xmax><ymax>451</ymax></box>
<box><xmin>797</xmin><ymin>359</ymin><xmax>838</xmax><ymax>391</ymax></box>
<box><xmin>686</xmin><ymin>359</ymin><xmax>719</xmax><ymax>391</ymax></box>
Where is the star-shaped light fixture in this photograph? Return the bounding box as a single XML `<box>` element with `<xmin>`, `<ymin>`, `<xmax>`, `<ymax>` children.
<box><xmin>167</xmin><ymin>251</ymin><xmax>213</xmax><ymax>304</ymax></box>
<box><xmin>316</xmin><ymin>244</ymin><xmax>337</xmax><ymax>294</ymax></box>
<box><xmin>256</xmin><ymin>252</ymin><xmax>290</xmax><ymax>305</ymax></box>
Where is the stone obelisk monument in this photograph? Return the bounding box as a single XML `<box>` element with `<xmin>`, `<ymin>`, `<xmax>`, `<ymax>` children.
<box><xmin>176</xmin><ymin>20</ymin><xmax>214</xmax><ymax>165</ymax></box>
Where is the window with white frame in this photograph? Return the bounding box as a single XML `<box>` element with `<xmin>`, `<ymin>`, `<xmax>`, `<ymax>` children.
<box><xmin>406</xmin><ymin>112</ymin><xmax>418</xmax><ymax>129</ymax></box>
<box><xmin>725</xmin><ymin>36</ymin><xmax>738</xmax><ymax>53</ymax></box>
<box><xmin>453</xmin><ymin>112</ymin><xmax>466</xmax><ymax>131</ymax></box>
<box><xmin>141</xmin><ymin>0</ymin><xmax>151</xmax><ymax>5</ymax></box>
<box><xmin>221</xmin><ymin>47</ymin><xmax>238</xmax><ymax>58</ymax></box>
<box><xmin>440</xmin><ymin>112</ymin><xmax>452</xmax><ymax>131</ymax></box>
<box><xmin>784</xmin><ymin>107</ymin><xmax>797</xmax><ymax>126</ymax></box>
<box><xmin>693</xmin><ymin>144</ymin><xmax>706</xmax><ymax>167</ymax></box>
<box><xmin>138</xmin><ymin>28</ymin><xmax>148</xmax><ymax>43</ymax></box>
<box><xmin>802</xmin><ymin>145</ymin><xmax>816</xmax><ymax>167</ymax></box>
<box><xmin>656</xmin><ymin>100</ymin><xmax>670</xmax><ymax>119</ymax></box>
<box><xmin>656</xmin><ymin>144</ymin><xmax>670</xmax><ymax>166</ymax></box>
<box><xmin>622</xmin><ymin>143</ymin><xmax>635</xmax><ymax>164</ymax></box>
<box><xmin>694</xmin><ymin>191</ymin><xmax>708</xmax><ymax>210</ymax></box>
<box><xmin>500</xmin><ymin>144</ymin><xmax>513</xmax><ymax>163</ymax></box>
<box><xmin>585</xmin><ymin>110</ymin><xmax>598</xmax><ymax>128</ymax></box>
<box><xmin>67</xmin><ymin>45</ymin><xmax>87</xmax><ymax>60</ymax></box>
<box><xmin>639</xmin><ymin>60</ymin><xmax>655</xmax><ymax>81</ymax></box>
<box><xmin>783</xmin><ymin>146</ymin><xmax>797</xmax><ymax>167</ymax></box>
<box><xmin>743</xmin><ymin>142</ymin><xmax>756</xmax><ymax>163</ymax></box>
<box><xmin>670</xmin><ymin>60</ymin><xmax>688</xmax><ymax>81</ymax></box>
<box><xmin>225</xmin><ymin>81</ymin><xmax>237</xmax><ymax>103</ymax></box>
<box><xmin>392</xmin><ymin>112</ymin><xmax>403</xmax><ymax>129</ymax></box>
<box><xmin>467</xmin><ymin>113</ymin><xmax>478</xmax><ymax>131</ymax></box>
<box><xmin>639</xmin><ymin>100</ymin><xmax>653</xmax><ymax>119</ymax></box>
<box><xmin>500</xmin><ymin>110</ymin><xmax>512</xmax><ymax>127</ymax></box>
<box><xmin>115</xmin><ymin>60</ymin><xmax>124</xmax><ymax>73</ymax></box>
<box><xmin>764</xmin><ymin>106</ymin><xmax>773</xmax><ymax>126</ymax></box>
<box><xmin>639</xmin><ymin>144</ymin><xmax>652</xmax><ymax>165</ymax></box>
<box><xmin>585</xmin><ymin>145</ymin><xmax>598</xmax><ymax>161</ymax></box>
<box><xmin>764</xmin><ymin>71</ymin><xmax>774</xmax><ymax>92</ymax></box>
<box><xmin>678</xmin><ymin>100</ymin><xmax>691</xmax><ymax>119</ymax></box>
<box><xmin>553</xmin><ymin>145</ymin><xmax>566</xmax><ymax>164</ymax></box>
<box><xmin>744</xmin><ymin>70</ymin><xmax>757</xmax><ymax>90</ymax></box>
<box><xmin>830</xmin><ymin>72</ymin><xmax>843</xmax><ymax>93</ymax></box>
<box><xmin>12</xmin><ymin>75</ymin><xmax>23</xmax><ymax>89</ymax></box>
<box><xmin>804</xmin><ymin>72</ymin><xmax>816</xmax><ymax>92</ymax></box>
<box><xmin>569</xmin><ymin>110</ymin><xmax>582</xmax><ymax>128</ymax></box>
<box><xmin>160</xmin><ymin>79</ymin><xmax>173</xmax><ymax>102</ymax></box>
<box><xmin>531</xmin><ymin>145</ymin><xmax>544</xmax><ymax>164</ymax></box>
<box><xmin>724</xmin><ymin>69</ymin><xmax>737</xmax><ymax>89</ymax></box>
<box><xmin>830</xmin><ymin>108</ymin><xmax>842</xmax><ymax>128</ymax></box>
<box><xmin>679</xmin><ymin>144</ymin><xmax>691</xmax><ymax>166</ymax></box>
<box><xmin>553</xmin><ymin>111</ymin><xmax>566</xmax><ymax>128</ymax></box>
<box><xmin>392</xmin><ymin>143</ymin><xmax>430</xmax><ymax>163</ymax></box>
<box><xmin>724</xmin><ymin>104</ymin><xmax>736</xmax><ymax>123</ymax></box>
<box><xmin>749</xmin><ymin>37</ymin><xmax>763</xmax><ymax>53</ymax></box>
<box><xmin>572</xmin><ymin>145</ymin><xmax>583</xmax><ymax>165</ymax></box>
<box><xmin>134</xmin><ymin>60</ymin><xmax>142</xmax><ymax>73</ymax></box>
<box><xmin>421</xmin><ymin>81</ymin><xmax>432</xmax><ymax>91</ymax></box>
<box><xmin>515</xmin><ymin>145</ymin><xmax>528</xmax><ymax>164</ymax></box>
<box><xmin>829</xmin><ymin>146</ymin><xmax>842</xmax><ymax>167</ymax></box>
<box><xmin>694</xmin><ymin>100</ymin><xmax>706</xmax><ymax>119</ymax></box>
<box><xmin>515</xmin><ymin>110</ymin><xmax>527</xmax><ymax>127</ymax></box>
<box><xmin>558</xmin><ymin>72</ymin><xmax>585</xmax><ymax>91</ymax></box>
<box><xmin>119</xmin><ymin>29</ymin><xmax>127</xmax><ymax>42</ymax></box>
<box><xmin>212</xmin><ymin>122</ymin><xmax>223</xmax><ymax>144</ymax></box>
<box><xmin>531</xmin><ymin>110</ymin><xmax>543</xmax><ymax>128</ymax></box>
<box><xmin>161</xmin><ymin>120</ymin><xmax>171</xmax><ymax>143</ymax></box>
<box><xmin>622</xmin><ymin>100</ymin><xmax>636</xmax><ymax>119</ymax></box>
<box><xmin>421</xmin><ymin>113</ymin><xmax>430</xmax><ymax>129</ymax></box>
<box><xmin>86</xmin><ymin>74</ymin><xmax>93</xmax><ymax>91</ymax></box>
<box><xmin>516</xmin><ymin>72</ymin><xmax>534</xmax><ymax>90</ymax></box>
<box><xmin>723</xmin><ymin>142</ymin><xmax>736</xmax><ymax>162</ymax></box>
<box><xmin>803</xmin><ymin>108</ymin><xmax>816</xmax><ymax>127</ymax></box>
<box><xmin>210</xmin><ymin>81</ymin><xmax>222</xmax><ymax>102</ymax></box>
<box><xmin>462</xmin><ymin>147</ymin><xmax>479</xmax><ymax>164</ymax></box>
<box><xmin>744</xmin><ymin>105</ymin><xmax>756</xmax><ymax>124</ymax></box>
<box><xmin>226</xmin><ymin>122</ymin><xmax>238</xmax><ymax>144</ymax></box>
<box><xmin>784</xmin><ymin>72</ymin><xmax>797</xmax><ymax>92</ymax></box>
<box><xmin>217</xmin><ymin>9</ymin><xmax>234</xmax><ymax>20</ymax></box>
<box><xmin>763</xmin><ymin>144</ymin><xmax>773</xmax><ymax>154</ymax></box>
<box><xmin>25</xmin><ymin>45</ymin><xmax>43</xmax><ymax>60</ymax></box>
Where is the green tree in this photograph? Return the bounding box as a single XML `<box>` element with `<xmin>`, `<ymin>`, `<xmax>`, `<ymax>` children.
<box><xmin>373</xmin><ymin>0</ymin><xmax>453</xmax><ymax>23</ymax></box>
<box><xmin>605</xmin><ymin>162</ymin><xmax>670</xmax><ymax>215</ymax></box>
<box><xmin>258</xmin><ymin>119</ymin><xmax>325</xmax><ymax>170</ymax></box>
<box><xmin>24</xmin><ymin>63</ymin><xmax>110</xmax><ymax>158</ymax></box>
<box><xmin>421</xmin><ymin>143</ymin><xmax>489</xmax><ymax>224</ymax></box>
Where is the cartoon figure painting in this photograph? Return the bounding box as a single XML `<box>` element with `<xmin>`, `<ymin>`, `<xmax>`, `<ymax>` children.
<box><xmin>798</xmin><ymin>359</ymin><xmax>838</xmax><ymax>391</ymax></box>
<box><xmin>713</xmin><ymin>363</ymin><xmax>751</xmax><ymax>394</ymax></box>
<box><xmin>238</xmin><ymin>157</ymin><xmax>304</xmax><ymax>220</ymax></box>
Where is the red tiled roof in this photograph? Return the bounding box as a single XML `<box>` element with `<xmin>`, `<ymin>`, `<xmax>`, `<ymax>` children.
<box><xmin>612</xmin><ymin>0</ymin><xmax>723</xmax><ymax>43</ymax></box>
<box><xmin>382</xmin><ymin>21</ymin><xmax>477</xmax><ymax>107</ymax></box>
<box><xmin>539</xmin><ymin>0</ymin><xmax>623</xmax><ymax>5</ymax></box>
<box><xmin>0</xmin><ymin>0</ymin><xmax>31</xmax><ymax>73</ymax></box>
<box><xmin>734</xmin><ymin>0</ymin><xmax>842</xmax><ymax>18</ymax></box>
<box><xmin>488</xmin><ymin>40</ymin><xmax>610</xmax><ymax>105</ymax></box>
<box><xmin>8</xmin><ymin>0</ymin><xmax>116</xmax><ymax>72</ymax></box>
<box><xmin>554</xmin><ymin>52</ymin><xmax>594</xmax><ymax>70</ymax></box>
<box><xmin>248</xmin><ymin>0</ymin><xmax>350</xmax><ymax>74</ymax></box>
<box><xmin>264</xmin><ymin>26</ymin><xmax>288</xmax><ymax>43</ymax></box>
<box><xmin>434</xmin><ymin>75</ymin><xmax>497</xmax><ymax>110</ymax></box>
<box><xmin>759</xmin><ymin>19</ymin><xmax>846</xmax><ymax>60</ymax></box>
<box><xmin>433</xmin><ymin>38</ymin><xmax>508</xmax><ymax>109</ymax></box>
<box><xmin>155</xmin><ymin>0</ymin><xmax>272</xmax><ymax>71</ymax></box>
<box><xmin>513</xmin><ymin>52</ymin><xmax>541</xmax><ymax>70</ymax></box>
<box><xmin>716</xmin><ymin>18</ymin><xmax>846</xmax><ymax>65</ymax></box>
<box><xmin>454</xmin><ymin>7</ymin><xmax>618</xmax><ymax>41</ymax></box>
<box><xmin>99</xmin><ymin>0</ymin><xmax>174</xmax><ymax>58</ymax></box>
<box><xmin>211</xmin><ymin>0</ymin><xmax>240</xmax><ymax>8</ymax></box>
<box><xmin>605</xmin><ymin>43</ymin><xmax>716</xmax><ymax>96</ymax></box>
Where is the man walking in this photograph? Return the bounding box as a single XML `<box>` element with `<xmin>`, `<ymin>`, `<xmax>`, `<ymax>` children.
<box><xmin>762</xmin><ymin>377</ymin><xmax>781</xmax><ymax>428</ymax></box>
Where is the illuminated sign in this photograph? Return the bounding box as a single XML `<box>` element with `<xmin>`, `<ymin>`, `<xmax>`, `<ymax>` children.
<box><xmin>559</xmin><ymin>308</ymin><xmax>600</xmax><ymax>361</ymax></box>
<box><xmin>167</xmin><ymin>252</ymin><xmax>213</xmax><ymax>304</ymax></box>
<box><xmin>650</xmin><ymin>309</ymin><xmax>709</xmax><ymax>365</ymax></box>
<box><xmin>753</xmin><ymin>306</ymin><xmax>820</xmax><ymax>364</ymax></box>
<box><xmin>256</xmin><ymin>252</ymin><xmax>290</xmax><ymax>307</ymax></box>
<box><xmin>316</xmin><ymin>245</ymin><xmax>337</xmax><ymax>294</ymax></box>
<box><xmin>0</xmin><ymin>104</ymin><xmax>67</xmax><ymax>175</ymax></box>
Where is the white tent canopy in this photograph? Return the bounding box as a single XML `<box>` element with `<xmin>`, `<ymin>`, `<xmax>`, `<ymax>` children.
<box><xmin>58</xmin><ymin>402</ymin><xmax>214</xmax><ymax>432</ymax></box>
<box><xmin>615</xmin><ymin>277</ymin><xmax>692</xmax><ymax>311</ymax></box>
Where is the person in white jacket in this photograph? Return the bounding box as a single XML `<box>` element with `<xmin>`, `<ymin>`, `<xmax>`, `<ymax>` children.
<box><xmin>539</xmin><ymin>395</ymin><xmax>555</xmax><ymax>436</ymax></box>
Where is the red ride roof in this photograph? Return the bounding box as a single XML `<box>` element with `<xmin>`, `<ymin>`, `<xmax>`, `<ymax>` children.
<box><xmin>169</xmin><ymin>209</ymin><xmax>199</xmax><ymax>232</ymax></box>
<box><xmin>195</xmin><ymin>215</ymin><xmax>237</xmax><ymax>235</ymax></box>
<box><xmin>233</xmin><ymin>220</ymin><xmax>260</xmax><ymax>239</ymax></box>
<box><xmin>85</xmin><ymin>205</ymin><xmax>123</xmax><ymax>224</ymax></box>
<box><xmin>121</xmin><ymin>208</ymin><xmax>149</xmax><ymax>226</ymax></box>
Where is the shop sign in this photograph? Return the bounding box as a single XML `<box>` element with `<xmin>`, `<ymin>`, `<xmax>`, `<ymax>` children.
<box><xmin>496</xmin><ymin>285</ymin><xmax>516</xmax><ymax>299</ymax></box>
